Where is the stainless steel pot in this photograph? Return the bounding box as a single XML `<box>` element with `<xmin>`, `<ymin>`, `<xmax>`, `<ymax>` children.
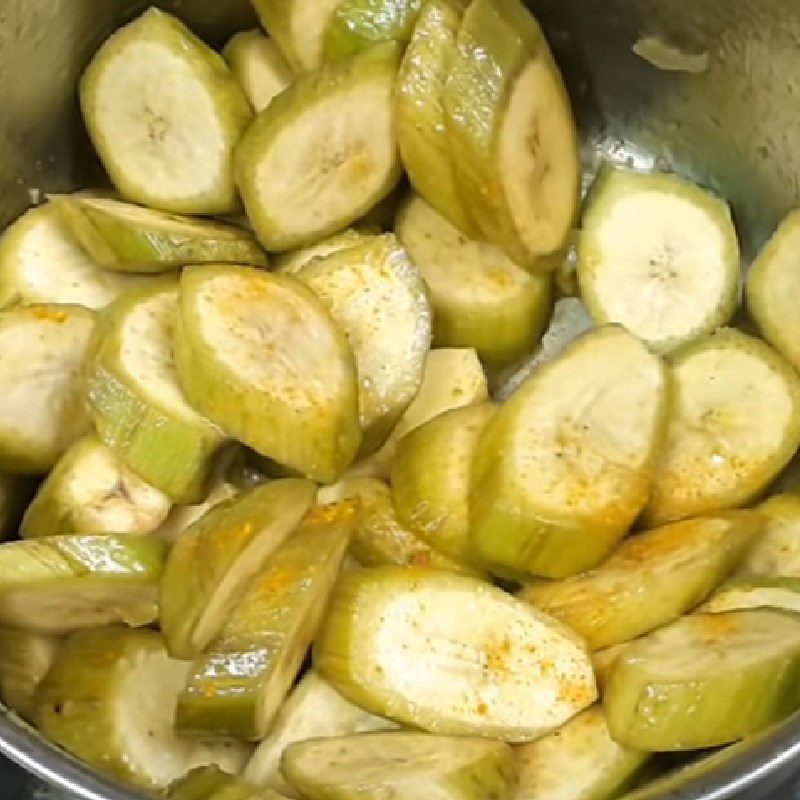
<box><xmin>2</xmin><ymin>0</ymin><xmax>800</xmax><ymax>798</ymax></box>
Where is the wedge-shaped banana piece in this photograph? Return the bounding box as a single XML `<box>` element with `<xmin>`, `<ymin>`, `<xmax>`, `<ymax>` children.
<box><xmin>0</xmin><ymin>304</ymin><xmax>95</xmax><ymax>474</ymax></box>
<box><xmin>275</xmin><ymin>229</ymin><xmax>371</xmax><ymax>275</ymax></box>
<box><xmin>175</xmin><ymin>266</ymin><xmax>361</xmax><ymax>481</ymax></box>
<box><xmin>514</xmin><ymin>706</ymin><xmax>651</xmax><ymax>800</ymax></box>
<box><xmin>646</xmin><ymin>329</ymin><xmax>800</xmax><ymax>526</ymax></box>
<box><xmin>176</xmin><ymin>501</ymin><xmax>354</xmax><ymax>739</ymax></box>
<box><xmin>396</xmin><ymin>196</ymin><xmax>551</xmax><ymax>365</ymax></box>
<box><xmin>391</xmin><ymin>403</ymin><xmax>495</xmax><ymax>561</ymax></box>
<box><xmin>236</xmin><ymin>43</ymin><xmax>402</xmax><ymax>251</ymax></box>
<box><xmin>81</xmin><ymin>9</ymin><xmax>252</xmax><ymax>215</ymax></box>
<box><xmin>244</xmin><ymin>672</ymin><xmax>396</xmax><ymax>797</ymax></box>
<box><xmin>170</xmin><ymin>767</ymin><xmax>287</xmax><ymax>800</ymax></box>
<box><xmin>395</xmin><ymin>1</ymin><xmax>474</xmax><ymax>233</ymax></box>
<box><xmin>282</xmin><ymin>731</ymin><xmax>515</xmax><ymax>800</ymax></box>
<box><xmin>156</xmin><ymin>480</ymin><xmax>240</xmax><ymax>545</ymax></box>
<box><xmin>52</xmin><ymin>196</ymin><xmax>267</xmax><ymax>274</ymax></box>
<box><xmin>0</xmin><ymin>534</ymin><xmax>164</xmax><ymax>633</ymax></box>
<box><xmin>88</xmin><ymin>280</ymin><xmax>226</xmax><ymax>502</ymax></box>
<box><xmin>0</xmin><ymin>204</ymin><xmax>149</xmax><ymax>309</ymax></box>
<box><xmin>0</xmin><ymin>628</ymin><xmax>60</xmax><ymax>721</ymax></box>
<box><xmin>20</xmin><ymin>435</ymin><xmax>172</xmax><ymax>538</ymax></box>
<box><xmin>604</xmin><ymin>610</ymin><xmax>800</xmax><ymax>751</ymax></box>
<box><xmin>223</xmin><ymin>30</ymin><xmax>293</xmax><ymax>113</ymax></box>
<box><xmin>315</xmin><ymin>567</ymin><xmax>597</xmax><ymax>741</ymax></box>
<box><xmin>161</xmin><ymin>479</ymin><xmax>315</xmax><ymax>659</ymax></box>
<box><xmin>35</xmin><ymin>628</ymin><xmax>250</xmax><ymax>792</ymax></box>
<box><xmin>700</xmin><ymin>577</ymin><xmax>800</xmax><ymax>615</ymax></box>
<box><xmin>471</xmin><ymin>326</ymin><xmax>669</xmax><ymax>579</ymax></box>
<box><xmin>521</xmin><ymin>511</ymin><xmax>761</xmax><ymax>650</ymax></box>
<box><xmin>295</xmin><ymin>234</ymin><xmax>431</xmax><ymax>453</ymax></box>
<box><xmin>444</xmin><ymin>0</ymin><xmax>579</xmax><ymax>265</ymax></box>
<box><xmin>578</xmin><ymin>168</ymin><xmax>740</xmax><ymax>354</ymax></box>
<box><xmin>740</xmin><ymin>493</ymin><xmax>800</xmax><ymax>579</ymax></box>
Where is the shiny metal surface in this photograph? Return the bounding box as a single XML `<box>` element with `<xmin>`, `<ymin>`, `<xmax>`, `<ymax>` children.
<box><xmin>2</xmin><ymin>0</ymin><xmax>800</xmax><ymax>798</ymax></box>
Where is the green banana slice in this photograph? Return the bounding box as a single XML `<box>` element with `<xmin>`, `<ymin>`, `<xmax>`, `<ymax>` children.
<box><xmin>591</xmin><ymin>643</ymin><xmax>629</xmax><ymax>691</ymax></box>
<box><xmin>156</xmin><ymin>480</ymin><xmax>240</xmax><ymax>545</ymax></box>
<box><xmin>160</xmin><ymin>479</ymin><xmax>315</xmax><ymax>659</ymax></box>
<box><xmin>243</xmin><ymin>672</ymin><xmax>396</xmax><ymax>797</ymax></box>
<box><xmin>395</xmin><ymin>195</ymin><xmax>551</xmax><ymax>365</ymax></box>
<box><xmin>35</xmin><ymin>627</ymin><xmax>250</xmax><ymax>791</ymax></box>
<box><xmin>20</xmin><ymin>435</ymin><xmax>172</xmax><ymax>538</ymax></box>
<box><xmin>738</xmin><ymin>493</ymin><xmax>800</xmax><ymax>579</ymax></box>
<box><xmin>80</xmin><ymin>9</ymin><xmax>252</xmax><ymax>215</ymax></box>
<box><xmin>175</xmin><ymin>265</ymin><xmax>361</xmax><ymax>482</ymax></box>
<box><xmin>274</xmin><ymin>229</ymin><xmax>372</xmax><ymax>275</ymax></box>
<box><xmin>603</xmin><ymin>610</ymin><xmax>800</xmax><ymax>751</ymax></box>
<box><xmin>52</xmin><ymin>195</ymin><xmax>268</xmax><ymax>273</ymax></box>
<box><xmin>646</xmin><ymin>329</ymin><xmax>800</xmax><ymax>526</ymax></box>
<box><xmin>699</xmin><ymin>577</ymin><xmax>800</xmax><ymax>614</ymax></box>
<box><xmin>521</xmin><ymin>511</ymin><xmax>761</xmax><ymax>650</ymax></box>
<box><xmin>395</xmin><ymin>1</ymin><xmax>475</xmax><ymax>234</ymax></box>
<box><xmin>0</xmin><ymin>204</ymin><xmax>149</xmax><ymax>310</ymax></box>
<box><xmin>578</xmin><ymin>167</ymin><xmax>740</xmax><ymax>354</ymax></box>
<box><xmin>513</xmin><ymin>706</ymin><xmax>651</xmax><ymax>800</ymax></box>
<box><xmin>315</xmin><ymin>567</ymin><xmax>597</xmax><ymax>741</ymax></box>
<box><xmin>0</xmin><ymin>628</ymin><xmax>60</xmax><ymax>721</ymax></box>
<box><xmin>281</xmin><ymin>732</ymin><xmax>515</xmax><ymax>800</ymax></box>
<box><xmin>170</xmin><ymin>767</ymin><xmax>287</xmax><ymax>800</ymax></box>
<box><xmin>0</xmin><ymin>304</ymin><xmax>95</xmax><ymax>474</ymax></box>
<box><xmin>471</xmin><ymin>325</ymin><xmax>669</xmax><ymax>579</ymax></box>
<box><xmin>444</xmin><ymin>0</ymin><xmax>580</xmax><ymax>266</ymax></box>
<box><xmin>294</xmin><ymin>233</ymin><xmax>431</xmax><ymax>453</ymax></box>
<box><xmin>176</xmin><ymin>501</ymin><xmax>355</xmax><ymax>739</ymax></box>
<box><xmin>0</xmin><ymin>534</ymin><xmax>165</xmax><ymax>633</ymax></box>
<box><xmin>223</xmin><ymin>30</ymin><xmax>293</xmax><ymax>113</ymax></box>
<box><xmin>88</xmin><ymin>279</ymin><xmax>227</xmax><ymax>502</ymax></box>
<box><xmin>391</xmin><ymin>403</ymin><xmax>496</xmax><ymax>561</ymax></box>
<box><xmin>235</xmin><ymin>43</ymin><xmax>402</xmax><ymax>251</ymax></box>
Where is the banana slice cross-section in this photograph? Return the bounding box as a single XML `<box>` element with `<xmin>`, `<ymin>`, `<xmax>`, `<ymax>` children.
<box><xmin>738</xmin><ymin>493</ymin><xmax>800</xmax><ymax>579</ymax></box>
<box><xmin>223</xmin><ymin>30</ymin><xmax>293</xmax><ymax>113</ymax></box>
<box><xmin>275</xmin><ymin>229</ymin><xmax>373</xmax><ymax>275</ymax></box>
<box><xmin>0</xmin><ymin>628</ymin><xmax>60</xmax><ymax>722</ymax></box>
<box><xmin>700</xmin><ymin>577</ymin><xmax>800</xmax><ymax>615</ymax></box>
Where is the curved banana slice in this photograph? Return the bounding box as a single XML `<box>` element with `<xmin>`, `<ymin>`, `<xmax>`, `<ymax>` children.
<box><xmin>274</xmin><ymin>229</ymin><xmax>372</xmax><ymax>275</ymax></box>
<box><xmin>223</xmin><ymin>30</ymin><xmax>293</xmax><ymax>113</ymax></box>
<box><xmin>471</xmin><ymin>326</ymin><xmax>669</xmax><ymax>579</ymax></box>
<box><xmin>578</xmin><ymin>168</ymin><xmax>740</xmax><ymax>353</ymax></box>
<box><xmin>646</xmin><ymin>329</ymin><xmax>800</xmax><ymax>526</ymax></box>
<box><xmin>396</xmin><ymin>195</ymin><xmax>551</xmax><ymax>365</ymax></box>
<box><xmin>521</xmin><ymin>511</ymin><xmax>761</xmax><ymax>650</ymax></box>
<box><xmin>80</xmin><ymin>9</ymin><xmax>253</xmax><ymax>215</ymax></box>
<box><xmin>603</xmin><ymin>610</ymin><xmax>800</xmax><ymax>751</ymax></box>
<box><xmin>700</xmin><ymin>577</ymin><xmax>800</xmax><ymax>615</ymax></box>
<box><xmin>155</xmin><ymin>480</ymin><xmax>240</xmax><ymax>545</ymax></box>
<box><xmin>315</xmin><ymin>567</ymin><xmax>597</xmax><ymax>742</ymax></box>
<box><xmin>236</xmin><ymin>43</ymin><xmax>402</xmax><ymax>252</ymax></box>
<box><xmin>739</xmin><ymin>493</ymin><xmax>800</xmax><ymax>579</ymax></box>
<box><xmin>0</xmin><ymin>628</ymin><xmax>60</xmax><ymax>721</ymax></box>
<box><xmin>35</xmin><ymin>628</ymin><xmax>250</xmax><ymax>792</ymax></box>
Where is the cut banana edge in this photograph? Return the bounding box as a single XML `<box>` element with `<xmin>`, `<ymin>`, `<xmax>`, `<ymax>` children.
<box><xmin>223</xmin><ymin>30</ymin><xmax>293</xmax><ymax>113</ymax></box>
<box><xmin>235</xmin><ymin>42</ymin><xmax>402</xmax><ymax>251</ymax></box>
<box><xmin>170</xmin><ymin>766</ymin><xmax>286</xmax><ymax>800</ymax></box>
<box><xmin>0</xmin><ymin>628</ymin><xmax>61</xmax><ymax>722</ymax></box>
<box><xmin>578</xmin><ymin>166</ymin><xmax>741</xmax><ymax>353</ymax></box>
<box><xmin>646</xmin><ymin>328</ymin><xmax>800</xmax><ymax>526</ymax></box>
<box><xmin>738</xmin><ymin>493</ymin><xmax>800</xmax><ymax>579</ymax></box>
<box><xmin>80</xmin><ymin>8</ymin><xmax>253</xmax><ymax>215</ymax></box>
<box><xmin>155</xmin><ymin>480</ymin><xmax>240</xmax><ymax>545</ymax></box>
<box><xmin>699</xmin><ymin>577</ymin><xmax>800</xmax><ymax>615</ymax></box>
<box><xmin>275</xmin><ymin>229</ymin><xmax>373</xmax><ymax>275</ymax></box>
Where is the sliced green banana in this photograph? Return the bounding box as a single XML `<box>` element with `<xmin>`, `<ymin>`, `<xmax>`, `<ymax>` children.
<box><xmin>396</xmin><ymin>195</ymin><xmax>551</xmax><ymax>365</ymax></box>
<box><xmin>235</xmin><ymin>43</ymin><xmax>402</xmax><ymax>251</ymax></box>
<box><xmin>80</xmin><ymin>8</ymin><xmax>252</xmax><ymax>215</ymax></box>
<box><xmin>591</xmin><ymin>643</ymin><xmax>629</xmax><ymax>691</ymax></box>
<box><xmin>646</xmin><ymin>329</ymin><xmax>800</xmax><ymax>526</ymax></box>
<box><xmin>52</xmin><ymin>195</ymin><xmax>268</xmax><ymax>273</ymax></box>
<box><xmin>35</xmin><ymin>627</ymin><xmax>250</xmax><ymax>792</ymax></box>
<box><xmin>0</xmin><ymin>628</ymin><xmax>60</xmax><ymax>721</ymax></box>
<box><xmin>444</xmin><ymin>0</ymin><xmax>580</xmax><ymax>266</ymax></box>
<box><xmin>175</xmin><ymin>265</ymin><xmax>361</xmax><ymax>482</ymax></box>
<box><xmin>223</xmin><ymin>30</ymin><xmax>293</xmax><ymax>112</ymax></box>
<box><xmin>739</xmin><ymin>493</ymin><xmax>800</xmax><ymax>579</ymax></box>
<box><xmin>176</xmin><ymin>501</ymin><xmax>355</xmax><ymax>739</ymax></box>
<box><xmin>0</xmin><ymin>204</ymin><xmax>149</xmax><ymax>309</ymax></box>
<box><xmin>699</xmin><ymin>577</ymin><xmax>800</xmax><ymax>614</ymax></box>
<box><xmin>281</xmin><ymin>731</ymin><xmax>515</xmax><ymax>800</ymax></box>
<box><xmin>514</xmin><ymin>706</ymin><xmax>651</xmax><ymax>800</ymax></box>
<box><xmin>0</xmin><ymin>534</ymin><xmax>165</xmax><ymax>633</ymax></box>
<box><xmin>275</xmin><ymin>229</ymin><xmax>372</xmax><ymax>274</ymax></box>
<box><xmin>88</xmin><ymin>279</ymin><xmax>226</xmax><ymax>502</ymax></box>
<box><xmin>294</xmin><ymin>233</ymin><xmax>431</xmax><ymax>453</ymax></box>
<box><xmin>315</xmin><ymin>567</ymin><xmax>597</xmax><ymax>741</ymax></box>
<box><xmin>0</xmin><ymin>304</ymin><xmax>95</xmax><ymax>474</ymax></box>
<box><xmin>243</xmin><ymin>672</ymin><xmax>396</xmax><ymax>797</ymax></box>
<box><xmin>156</xmin><ymin>480</ymin><xmax>240</xmax><ymax>545</ymax></box>
<box><xmin>395</xmin><ymin>1</ymin><xmax>475</xmax><ymax>234</ymax></box>
<box><xmin>170</xmin><ymin>766</ymin><xmax>287</xmax><ymax>800</ymax></box>
<box><xmin>603</xmin><ymin>610</ymin><xmax>800</xmax><ymax>751</ymax></box>
<box><xmin>391</xmin><ymin>403</ymin><xmax>495</xmax><ymax>561</ymax></box>
<box><xmin>578</xmin><ymin>167</ymin><xmax>740</xmax><ymax>354</ymax></box>
<box><xmin>20</xmin><ymin>435</ymin><xmax>172</xmax><ymax>538</ymax></box>
<box><xmin>471</xmin><ymin>325</ymin><xmax>669</xmax><ymax>580</ymax></box>
<box><xmin>160</xmin><ymin>479</ymin><xmax>315</xmax><ymax>659</ymax></box>
<box><xmin>521</xmin><ymin>511</ymin><xmax>761</xmax><ymax>650</ymax></box>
